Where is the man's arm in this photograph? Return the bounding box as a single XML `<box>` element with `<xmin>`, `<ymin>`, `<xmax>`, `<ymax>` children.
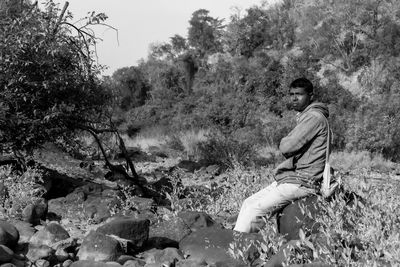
<box><xmin>279</xmin><ymin>113</ymin><xmax>325</xmax><ymax>158</ymax></box>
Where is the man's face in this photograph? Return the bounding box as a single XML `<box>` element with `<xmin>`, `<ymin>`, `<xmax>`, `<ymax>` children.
<box><xmin>289</xmin><ymin>87</ymin><xmax>312</xmax><ymax>112</ymax></box>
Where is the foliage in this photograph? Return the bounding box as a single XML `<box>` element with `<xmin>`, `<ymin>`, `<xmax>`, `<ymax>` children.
<box><xmin>0</xmin><ymin>1</ymin><xmax>111</xmax><ymax>157</ymax></box>
<box><xmin>0</xmin><ymin>166</ymin><xmax>45</xmax><ymax>219</ymax></box>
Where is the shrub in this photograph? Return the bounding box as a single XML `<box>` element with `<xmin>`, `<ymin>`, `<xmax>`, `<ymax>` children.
<box><xmin>0</xmin><ymin>166</ymin><xmax>44</xmax><ymax>219</ymax></box>
<box><xmin>196</xmin><ymin>131</ymin><xmax>256</xmax><ymax>168</ymax></box>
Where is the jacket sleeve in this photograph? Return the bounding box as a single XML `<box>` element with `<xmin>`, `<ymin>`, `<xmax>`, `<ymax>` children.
<box><xmin>279</xmin><ymin>112</ymin><xmax>324</xmax><ymax>158</ymax></box>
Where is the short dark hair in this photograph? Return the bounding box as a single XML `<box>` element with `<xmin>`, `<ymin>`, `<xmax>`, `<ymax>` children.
<box><xmin>289</xmin><ymin>78</ymin><xmax>313</xmax><ymax>94</ymax></box>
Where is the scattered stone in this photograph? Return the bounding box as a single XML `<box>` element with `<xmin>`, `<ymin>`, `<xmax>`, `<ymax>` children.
<box><xmin>77</xmin><ymin>231</ymin><xmax>124</xmax><ymax>262</ymax></box>
<box><xmin>175</xmin><ymin>259</ymin><xmax>208</xmax><ymax>267</ymax></box>
<box><xmin>177</xmin><ymin>211</ymin><xmax>219</xmax><ymax>232</ymax></box>
<box><xmin>96</xmin><ymin>217</ymin><xmax>149</xmax><ymax>249</ymax></box>
<box><xmin>29</xmin><ymin>222</ymin><xmax>70</xmax><ymax>247</ymax></box>
<box><xmin>122</xmin><ymin>259</ymin><xmax>145</xmax><ymax>267</ymax></box>
<box><xmin>83</xmin><ymin>197</ymin><xmax>120</xmax><ymax>223</ymax></box>
<box><xmin>62</xmin><ymin>259</ymin><xmax>73</xmax><ymax>267</ymax></box>
<box><xmin>142</xmin><ymin>247</ymin><xmax>184</xmax><ymax>266</ymax></box>
<box><xmin>11</xmin><ymin>220</ymin><xmax>35</xmax><ymax>244</ymax></box>
<box><xmin>22</xmin><ymin>198</ymin><xmax>48</xmax><ymax>225</ymax></box>
<box><xmin>147</xmin><ymin>217</ymin><xmax>191</xmax><ymax>249</ymax></box>
<box><xmin>26</xmin><ymin>244</ymin><xmax>54</xmax><ymax>262</ymax></box>
<box><xmin>70</xmin><ymin>260</ymin><xmax>121</xmax><ymax>267</ymax></box>
<box><xmin>55</xmin><ymin>247</ymin><xmax>70</xmax><ymax>262</ymax></box>
<box><xmin>0</xmin><ymin>245</ymin><xmax>13</xmax><ymax>263</ymax></box>
<box><xmin>0</xmin><ymin>221</ymin><xmax>19</xmax><ymax>249</ymax></box>
<box><xmin>35</xmin><ymin>259</ymin><xmax>50</xmax><ymax>267</ymax></box>
<box><xmin>179</xmin><ymin>227</ymin><xmax>261</xmax><ymax>266</ymax></box>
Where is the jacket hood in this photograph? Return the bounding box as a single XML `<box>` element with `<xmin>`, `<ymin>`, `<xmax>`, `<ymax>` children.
<box><xmin>301</xmin><ymin>102</ymin><xmax>329</xmax><ymax>118</ymax></box>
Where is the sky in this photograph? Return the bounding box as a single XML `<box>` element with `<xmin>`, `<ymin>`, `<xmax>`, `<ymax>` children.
<box><xmin>43</xmin><ymin>0</ymin><xmax>281</xmax><ymax>76</ymax></box>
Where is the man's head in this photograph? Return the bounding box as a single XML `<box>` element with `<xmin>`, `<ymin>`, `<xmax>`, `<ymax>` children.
<box><xmin>289</xmin><ymin>78</ymin><xmax>314</xmax><ymax>112</ymax></box>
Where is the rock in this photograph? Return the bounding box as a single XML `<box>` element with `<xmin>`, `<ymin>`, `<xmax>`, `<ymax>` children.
<box><xmin>147</xmin><ymin>217</ymin><xmax>191</xmax><ymax>249</ymax></box>
<box><xmin>77</xmin><ymin>231</ymin><xmax>124</xmax><ymax>262</ymax></box>
<box><xmin>10</xmin><ymin>258</ymin><xmax>25</xmax><ymax>267</ymax></box>
<box><xmin>0</xmin><ymin>245</ymin><xmax>13</xmax><ymax>263</ymax></box>
<box><xmin>22</xmin><ymin>198</ymin><xmax>48</xmax><ymax>225</ymax></box>
<box><xmin>117</xmin><ymin>255</ymin><xmax>140</xmax><ymax>265</ymax></box>
<box><xmin>96</xmin><ymin>217</ymin><xmax>149</xmax><ymax>250</ymax></box>
<box><xmin>277</xmin><ymin>196</ymin><xmax>321</xmax><ymax>241</ymax></box>
<box><xmin>11</xmin><ymin>220</ymin><xmax>35</xmax><ymax>244</ymax></box>
<box><xmin>122</xmin><ymin>260</ymin><xmax>145</xmax><ymax>267</ymax></box>
<box><xmin>175</xmin><ymin>259</ymin><xmax>208</xmax><ymax>267</ymax></box>
<box><xmin>0</xmin><ymin>220</ymin><xmax>19</xmax><ymax>248</ymax></box>
<box><xmin>177</xmin><ymin>211</ymin><xmax>219</xmax><ymax>231</ymax></box>
<box><xmin>179</xmin><ymin>227</ymin><xmax>260</xmax><ymax>266</ymax></box>
<box><xmin>142</xmin><ymin>247</ymin><xmax>184</xmax><ymax>266</ymax></box>
<box><xmin>55</xmin><ymin>248</ymin><xmax>70</xmax><ymax>262</ymax></box>
<box><xmin>83</xmin><ymin>196</ymin><xmax>120</xmax><ymax>223</ymax></box>
<box><xmin>35</xmin><ymin>259</ymin><xmax>50</xmax><ymax>267</ymax></box>
<box><xmin>70</xmin><ymin>260</ymin><xmax>121</xmax><ymax>267</ymax></box>
<box><xmin>29</xmin><ymin>222</ymin><xmax>70</xmax><ymax>247</ymax></box>
<box><xmin>26</xmin><ymin>244</ymin><xmax>54</xmax><ymax>262</ymax></box>
<box><xmin>62</xmin><ymin>259</ymin><xmax>73</xmax><ymax>267</ymax></box>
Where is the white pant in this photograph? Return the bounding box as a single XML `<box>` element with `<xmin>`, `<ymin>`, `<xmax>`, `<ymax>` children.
<box><xmin>234</xmin><ymin>181</ymin><xmax>315</xmax><ymax>233</ymax></box>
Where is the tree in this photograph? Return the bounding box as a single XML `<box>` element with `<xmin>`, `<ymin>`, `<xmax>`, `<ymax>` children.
<box><xmin>111</xmin><ymin>67</ymin><xmax>150</xmax><ymax>110</ymax></box>
<box><xmin>188</xmin><ymin>9</ymin><xmax>225</xmax><ymax>56</ymax></box>
<box><xmin>0</xmin><ymin>1</ymin><xmax>140</xmax><ymax>179</ymax></box>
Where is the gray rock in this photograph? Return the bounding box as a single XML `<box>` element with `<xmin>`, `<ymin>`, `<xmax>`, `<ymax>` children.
<box><xmin>177</xmin><ymin>211</ymin><xmax>219</xmax><ymax>231</ymax></box>
<box><xmin>96</xmin><ymin>217</ymin><xmax>149</xmax><ymax>249</ymax></box>
<box><xmin>122</xmin><ymin>260</ymin><xmax>145</xmax><ymax>267</ymax></box>
<box><xmin>179</xmin><ymin>227</ymin><xmax>261</xmax><ymax>266</ymax></box>
<box><xmin>148</xmin><ymin>217</ymin><xmax>191</xmax><ymax>249</ymax></box>
<box><xmin>0</xmin><ymin>245</ymin><xmax>13</xmax><ymax>263</ymax></box>
<box><xmin>70</xmin><ymin>260</ymin><xmax>121</xmax><ymax>267</ymax></box>
<box><xmin>35</xmin><ymin>259</ymin><xmax>50</xmax><ymax>267</ymax></box>
<box><xmin>26</xmin><ymin>244</ymin><xmax>54</xmax><ymax>262</ymax></box>
<box><xmin>142</xmin><ymin>247</ymin><xmax>184</xmax><ymax>265</ymax></box>
<box><xmin>29</xmin><ymin>222</ymin><xmax>70</xmax><ymax>247</ymax></box>
<box><xmin>62</xmin><ymin>259</ymin><xmax>73</xmax><ymax>267</ymax></box>
<box><xmin>11</xmin><ymin>220</ymin><xmax>35</xmax><ymax>244</ymax></box>
<box><xmin>77</xmin><ymin>231</ymin><xmax>124</xmax><ymax>262</ymax></box>
<box><xmin>175</xmin><ymin>259</ymin><xmax>208</xmax><ymax>267</ymax></box>
<box><xmin>0</xmin><ymin>221</ymin><xmax>19</xmax><ymax>249</ymax></box>
<box><xmin>22</xmin><ymin>198</ymin><xmax>48</xmax><ymax>225</ymax></box>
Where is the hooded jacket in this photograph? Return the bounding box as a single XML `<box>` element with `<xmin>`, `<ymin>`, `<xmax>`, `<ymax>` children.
<box><xmin>274</xmin><ymin>102</ymin><xmax>329</xmax><ymax>188</ymax></box>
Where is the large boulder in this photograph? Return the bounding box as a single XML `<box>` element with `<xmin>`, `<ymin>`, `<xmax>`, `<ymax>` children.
<box><xmin>147</xmin><ymin>216</ymin><xmax>191</xmax><ymax>249</ymax></box>
<box><xmin>77</xmin><ymin>231</ymin><xmax>124</xmax><ymax>262</ymax></box>
<box><xmin>277</xmin><ymin>196</ymin><xmax>320</xmax><ymax>241</ymax></box>
<box><xmin>29</xmin><ymin>222</ymin><xmax>70</xmax><ymax>247</ymax></box>
<box><xmin>96</xmin><ymin>217</ymin><xmax>149</xmax><ymax>250</ymax></box>
<box><xmin>179</xmin><ymin>227</ymin><xmax>261</xmax><ymax>266</ymax></box>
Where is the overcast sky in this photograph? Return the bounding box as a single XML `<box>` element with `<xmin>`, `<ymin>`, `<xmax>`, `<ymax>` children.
<box><xmin>46</xmin><ymin>0</ymin><xmax>280</xmax><ymax>75</ymax></box>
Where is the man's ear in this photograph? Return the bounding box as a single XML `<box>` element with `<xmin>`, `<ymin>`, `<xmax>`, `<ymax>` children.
<box><xmin>309</xmin><ymin>93</ymin><xmax>314</xmax><ymax>101</ymax></box>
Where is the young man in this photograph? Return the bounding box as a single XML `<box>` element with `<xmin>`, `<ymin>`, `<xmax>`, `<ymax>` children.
<box><xmin>234</xmin><ymin>78</ymin><xmax>329</xmax><ymax>233</ymax></box>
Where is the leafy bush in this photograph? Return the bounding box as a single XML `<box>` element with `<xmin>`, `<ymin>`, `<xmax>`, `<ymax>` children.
<box><xmin>196</xmin><ymin>132</ymin><xmax>256</xmax><ymax>168</ymax></box>
<box><xmin>0</xmin><ymin>166</ymin><xmax>45</xmax><ymax>219</ymax></box>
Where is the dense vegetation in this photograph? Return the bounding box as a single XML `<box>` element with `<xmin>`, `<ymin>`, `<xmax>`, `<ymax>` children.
<box><xmin>105</xmin><ymin>0</ymin><xmax>400</xmax><ymax>163</ymax></box>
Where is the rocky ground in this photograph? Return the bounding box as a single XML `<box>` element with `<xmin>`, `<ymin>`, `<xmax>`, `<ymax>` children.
<box><xmin>0</xmin><ymin>144</ymin><xmax>386</xmax><ymax>267</ymax></box>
